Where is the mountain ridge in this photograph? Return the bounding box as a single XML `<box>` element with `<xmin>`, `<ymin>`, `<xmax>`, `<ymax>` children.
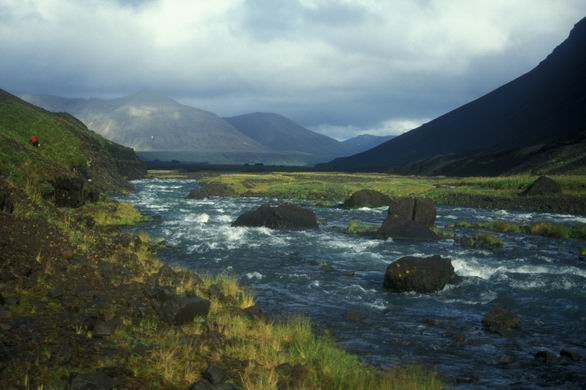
<box><xmin>319</xmin><ymin>17</ymin><xmax>586</xmax><ymax>174</ymax></box>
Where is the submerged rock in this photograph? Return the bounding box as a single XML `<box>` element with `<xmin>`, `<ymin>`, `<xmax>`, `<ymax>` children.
<box><xmin>187</xmin><ymin>183</ymin><xmax>234</xmax><ymax>199</ymax></box>
<box><xmin>481</xmin><ymin>306</ymin><xmax>520</xmax><ymax>336</ymax></box>
<box><xmin>520</xmin><ymin>176</ymin><xmax>562</xmax><ymax>196</ymax></box>
<box><xmin>560</xmin><ymin>349</ymin><xmax>581</xmax><ymax>362</ymax></box>
<box><xmin>534</xmin><ymin>350</ymin><xmax>559</xmax><ymax>364</ymax></box>
<box><xmin>378</xmin><ymin>197</ymin><xmax>438</xmax><ymax>241</ymax></box>
<box><xmin>383</xmin><ymin>255</ymin><xmax>458</xmax><ymax>293</ymax></box>
<box><xmin>232</xmin><ymin>203</ymin><xmax>318</xmax><ymax>229</ymax></box>
<box><xmin>341</xmin><ymin>189</ymin><xmax>392</xmax><ymax>209</ymax></box>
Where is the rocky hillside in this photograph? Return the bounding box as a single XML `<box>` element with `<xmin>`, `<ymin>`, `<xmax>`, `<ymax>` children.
<box><xmin>321</xmin><ymin>17</ymin><xmax>586</xmax><ymax>175</ymax></box>
<box><xmin>0</xmin><ymin>88</ymin><xmax>145</xmax><ymax>209</ymax></box>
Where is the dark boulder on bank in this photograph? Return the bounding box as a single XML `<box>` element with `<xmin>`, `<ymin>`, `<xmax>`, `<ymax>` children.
<box><xmin>187</xmin><ymin>183</ymin><xmax>234</xmax><ymax>199</ymax></box>
<box><xmin>232</xmin><ymin>203</ymin><xmax>318</xmax><ymax>229</ymax></box>
<box><xmin>0</xmin><ymin>184</ymin><xmax>14</xmax><ymax>214</ymax></box>
<box><xmin>149</xmin><ymin>287</ymin><xmax>210</xmax><ymax>326</ymax></box>
<box><xmin>51</xmin><ymin>177</ymin><xmax>86</xmax><ymax>208</ymax></box>
<box><xmin>520</xmin><ymin>176</ymin><xmax>562</xmax><ymax>196</ymax></box>
<box><xmin>378</xmin><ymin>197</ymin><xmax>438</xmax><ymax>241</ymax></box>
<box><xmin>384</xmin><ymin>255</ymin><xmax>458</xmax><ymax>293</ymax></box>
<box><xmin>482</xmin><ymin>306</ymin><xmax>520</xmax><ymax>336</ymax></box>
<box><xmin>341</xmin><ymin>189</ymin><xmax>392</xmax><ymax>209</ymax></box>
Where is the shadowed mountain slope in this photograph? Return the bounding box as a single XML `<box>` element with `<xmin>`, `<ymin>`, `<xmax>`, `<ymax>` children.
<box><xmin>320</xmin><ymin>17</ymin><xmax>586</xmax><ymax>174</ymax></box>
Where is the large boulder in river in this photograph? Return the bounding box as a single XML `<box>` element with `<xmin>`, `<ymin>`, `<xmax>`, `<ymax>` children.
<box><xmin>187</xmin><ymin>183</ymin><xmax>234</xmax><ymax>199</ymax></box>
<box><xmin>388</xmin><ymin>197</ymin><xmax>436</xmax><ymax>227</ymax></box>
<box><xmin>384</xmin><ymin>255</ymin><xmax>458</xmax><ymax>293</ymax></box>
<box><xmin>341</xmin><ymin>189</ymin><xmax>392</xmax><ymax>209</ymax></box>
<box><xmin>378</xmin><ymin>197</ymin><xmax>438</xmax><ymax>241</ymax></box>
<box><xmin>520</xmin><ymin>176</ymin><xmax>562</xmax><ymax>196</ymax></box>
<box><xmin>232</xmin><ymin>203</ymin><xmax>318</xmax><ymax>229</ymax></box>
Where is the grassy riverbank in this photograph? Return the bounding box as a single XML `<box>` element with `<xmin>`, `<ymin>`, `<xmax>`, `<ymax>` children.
<box><xmin>180</xmin><ymin>171</ymin><xmax>586</xmax><ymax>214</ymax></box>
<box><xmin>0</xmin><ymin>198</ymin><xmax>442</xmax><ymax>389</ymax></box>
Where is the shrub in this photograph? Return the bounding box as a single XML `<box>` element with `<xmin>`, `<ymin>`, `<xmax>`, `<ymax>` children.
<box><xmin>529</xmin><ymin>222</ymin><xmax>570</xmax><ymax>239</ymax></box>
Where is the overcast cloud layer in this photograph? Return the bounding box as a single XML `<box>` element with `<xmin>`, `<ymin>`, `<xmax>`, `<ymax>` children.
<box><xmin>0</xmin><ymin>0</ymin><xmax>584</xmax><ymax>139</ymax></box>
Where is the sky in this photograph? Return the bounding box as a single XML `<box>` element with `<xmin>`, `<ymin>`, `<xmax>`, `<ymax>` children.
<box><xmin>0</xmin><ymin>0</ymin><xmax>585</xmax><ymax>140</ymax></box>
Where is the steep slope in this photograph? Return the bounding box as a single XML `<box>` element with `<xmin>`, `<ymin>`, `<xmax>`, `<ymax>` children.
<box><xmin>341</xmin><ymin>134</ymin><xmax>395</xmax><ymax>155</ymax></box>
<box><xmin>23</xmin><ymin>92</ymin><xmax>266</xmax><ymax>153</ymax></box>
<box><xmin>225</xmin><ymin>112</ymin><xmax>346</xmax><ymax>159</ymax></box>
<box><xmin>0</xmin><ymin>88</ymin><xmax>145</xmax><ymax>197</ymax></box>
<box><xmin>321</xmin><ymin>17</ymin><xmax>586</xmax><ymax>174</ymax></box>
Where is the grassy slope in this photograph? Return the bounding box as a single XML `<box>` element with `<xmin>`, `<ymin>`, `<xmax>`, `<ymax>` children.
<box><xmin>0</xmin><ymin>96</ymin><xmax>441</xmax><ymax>388</ymax></box>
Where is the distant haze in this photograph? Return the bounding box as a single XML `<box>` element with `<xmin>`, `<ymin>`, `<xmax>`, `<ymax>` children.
<box><xmin>1</xmin><ymin>0</ymin><xmax>585</xmax><ymax>139</ymax></box>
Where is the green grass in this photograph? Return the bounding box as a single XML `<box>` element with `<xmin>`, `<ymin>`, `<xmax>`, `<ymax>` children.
<box><xmin>450</xmin><ymin>219</ymin><xmax>586</xmax><ymax>240</ymax></box>
<box><xmin>460</xmin><ymin>232</ymin><xmax>503</xmax><ymax>249</ymax></box>
<box><xmin>194</xmin><ymin>172</ymin><xmax>586</xmax><ymax>204</ymax></box>
<box><xmin>338</xmin><ymin>220</ymin><xmax>380</xmax><ymax>235</ymax></box>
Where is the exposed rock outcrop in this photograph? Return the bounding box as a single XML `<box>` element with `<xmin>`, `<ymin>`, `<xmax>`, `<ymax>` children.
<box><xmin>232</xmin><ymin>203</ymin><xmax>318</xmax><ymax>229</ymax></box>
<box><xmin>520</xmin><ymin>176</ymin><xmax>562</xmax><ymax>196</ymax></box>
<box><xmin>51</xmin><ymin>177</ymin><xmax>86</xmax><ymax>208</ymax></box>
<box><xmin>383</xmin><ymin>255</ymin><xmax>459</xmax><ymax>293</ymax></box>
<box><xmin>341</xmin><ymin>189</ymin><xmax>392</xmax><ymax>209</ymax></box>
<box><xmin>378</xmin><ymin>197</ymin><xmax>438</xmax><ymax>241</ymax></box>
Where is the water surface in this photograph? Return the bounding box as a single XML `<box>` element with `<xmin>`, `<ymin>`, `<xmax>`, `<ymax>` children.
<box><xmin>120</xmin><ymin>179</ymin><xmax>586</xmax><ymax>389</ymax></box>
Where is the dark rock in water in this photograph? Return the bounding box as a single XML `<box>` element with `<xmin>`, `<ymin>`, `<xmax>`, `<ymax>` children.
<box><xmin>202</xmin><ymin>364</ymin><xmax>228</xmax><ymax>385</ymax></box>
<box><xmin>520</xmin><ymin>176</ymin><xmax>562</xmax><ymax>196</ymax></box>
<box><xmin>232</xmin><ymin>203</ymin><xmax>318</xmax><ymax>229</ymax></box>
<box><xmin>535</xmin><ymin>350</ymin><xmax>559</xmax><ymax>364</ymax></box>
<box><xmin>481</xmin><ymin>306</ymin><xmax>520</xmax><ymax>336</ymax></box>
<box><xmin>51</xmin><ymin>177</ymin><xmax>86</xmax><ymax>208</ymax></box>
<box><xmin>0</xmin><ymin>185</ymin><xmax>14</xmax><ymax>214</ymax></box>
<box><xmin>187</xmin><ymin>183</ymin><xmax>234</xmax><ymax>199</ymax></box>
<box><xmin>560</xmin><ymin>349</ymin><xmax>581</xmax><ymax>362</ymax></box>
<box><xmin>159</xmin><ymin>295</ymin><xmax>210</xmax><ymax>325</ymax></box>
<box><xmin>341</xmin><ymin>189</ymin><xmax>392</xmax><ymax>209</ymax></box>
<box><xmin>378</xmin><ymin>219</ymin><xmax>439</xmax><ymax>241</ymax></box>
<box><xmin>388</xmin><ymin>197</ymin><xmax>437</xmax><ymax>227</ymax></box>
<box><xmin>378</xmin><ymin>197</ymin><xmax>438</xmax><ymax>241</ymax></box>
<box><xmin>383</xmin><ymin>255</ymin><xmax>458</xmax><ymax>293</ymax></box>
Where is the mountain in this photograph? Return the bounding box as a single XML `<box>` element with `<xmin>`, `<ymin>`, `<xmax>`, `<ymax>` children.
<box><xmin>0</xmin><ymin>88</ymin><xmax>145</xmax><ymax>194</ymax></box>
<box><xmin>341</xmin><ymin>134</ymin><xmax>395</xmax><ymax>155</ymax></box>
<box><xmin>224</xmin><ymin>112</ymin><xmax>347</xmax><ymax>160</ymax></box>
<box><xmin>22</xmin><ymin>92</ymin><xmax>266</xmax><ymax>154</ymax></box>
<box><xmin>320</xmin><ymin>17</ymin><xmax>586</xmax><ymax>175</ymax></box>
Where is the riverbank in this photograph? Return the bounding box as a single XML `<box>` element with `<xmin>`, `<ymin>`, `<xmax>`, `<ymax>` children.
<box><xmin>0</xmin><ymin>197</ymin><xmax>441</xmax><ymax>389</ymax></box>
<box><xmin>166</xmin><ymin>171</ymin><xmax>586</xmax><ymax>215</ymax></box>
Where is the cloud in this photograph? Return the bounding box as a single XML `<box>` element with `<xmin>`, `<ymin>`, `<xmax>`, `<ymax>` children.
<box><xmin>0</xmin><ymin>0</ymin><xmax>584</xmax><ymax>137</ymax></box>
<box><xmin>314</xmin><ymin>118</ymin><xmax>430</xmax><ymax>140</ymax></box>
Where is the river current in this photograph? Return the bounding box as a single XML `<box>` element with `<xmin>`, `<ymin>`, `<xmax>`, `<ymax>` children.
<box><xmin>120</xmin><ymin>178</ymin><xmax>586</xmax><ymax>389</ymax></box>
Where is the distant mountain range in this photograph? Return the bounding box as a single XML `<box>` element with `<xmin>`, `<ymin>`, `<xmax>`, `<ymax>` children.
<box><xmin>320</xmin><ymin>17</ymin><xmax>586</xmax><ymax>175</ymax></box>
<box><xmin>20</xmin><ymin>94</ymin><xmax>393</xmax><ymax>165</ymax></box>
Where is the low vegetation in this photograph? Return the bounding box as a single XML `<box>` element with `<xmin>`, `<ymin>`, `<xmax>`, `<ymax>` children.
<box><xmin>460</xmin><ymin>232</ymin><xmax>503</xmax><ymax>250</ymax></box>
<box><xmin>449</xmin><ymin>219</ymin><xmax>586</xmax><ymax>240</ymax></box>
<box><xmin>191</xmin><ymin>172</ymin><xmax>586</xmax><ymax>214</ymax></box>
<box><xmin>338</xmin><ymin>219</ymin><xmax>380</xmax><ymax>236</ymax></box>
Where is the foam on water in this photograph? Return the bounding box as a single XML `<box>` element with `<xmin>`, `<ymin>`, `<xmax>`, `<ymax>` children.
<box><xmin>119</xmin><ymin>179</ymin><xmax>586</xmax><ymax>390</ymax></box>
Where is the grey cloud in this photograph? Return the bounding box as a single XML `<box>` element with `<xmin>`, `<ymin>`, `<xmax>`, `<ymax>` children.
<box><xmin>0</xmin><ymin>0</ymin><xmax>584</xmax><ymax>138</ymax></box>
